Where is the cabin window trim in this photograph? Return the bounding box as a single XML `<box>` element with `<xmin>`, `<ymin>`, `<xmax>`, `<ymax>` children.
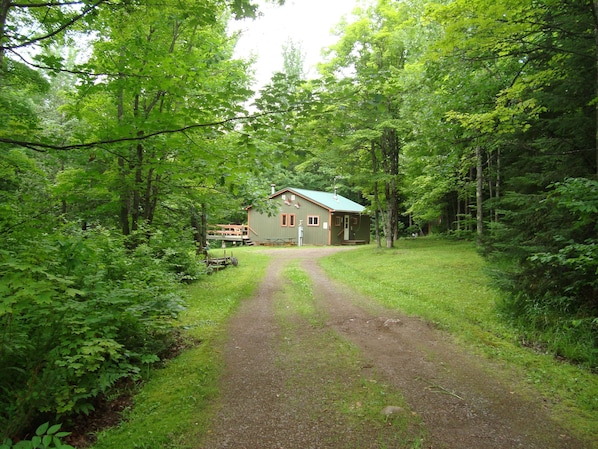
<box><xmin>307</xmin><ymin>215</ymin><xmax>320</xmax><ymax>227</ymax></box>
<box><xmin>335</xmin><ymin>216</ymin><xmax>342</xmax><ymax>227</ymax></box>
<box><xmin>281</xmin><ymin>213</ymin><xmax>296</xmax><ymax>227</ymax></box>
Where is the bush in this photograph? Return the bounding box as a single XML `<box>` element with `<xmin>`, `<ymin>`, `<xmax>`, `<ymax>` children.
<box><xmin>0</xmin><ymin>227</ymin><xmax>186</xmax><ymax>440</ymax></box>
<box><xmin>491</xmin><ymin>178</ymin><xmax>598</xmax><ymax>369</ymax></box>
<box><xmin>0</xmin><ymin>422</ymin><xmax>74</xmax><ymax>449</ymax></box>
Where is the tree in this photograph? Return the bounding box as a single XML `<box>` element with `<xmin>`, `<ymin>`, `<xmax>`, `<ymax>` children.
<box><xmin>418</xmin><ymin>0</ymin><xmax>598</xmax><ymax>365</ymax></box>
<box><xmin>282</xmin><ymin>38</ymin><xmax>306</xmax><ymax>80</ymax></box>
<box><xmin>317</xmin><ymin>0</ymin><xmax>433</xmax><ymax>247</ymax></box>
<box><xmin>65</xmin><ymin>1</ymin><xmax>253</xmax><ymax>241</ymax></box>
<box><xmin>0</xmin><ymin>0</ymin><xmax>292</xmax><ymax>438</ymax></box>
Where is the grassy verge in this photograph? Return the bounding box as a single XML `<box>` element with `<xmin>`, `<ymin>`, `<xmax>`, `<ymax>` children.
<box><xmin>274</xmin><ymin>262</ymin><xmax>427</xmax><ymax>449</ymax></box>
<box><xmin>319</xmin><ymin>238</ymin><xmax>598</xmax><ymax>446</ymax></box>
<box><xmin>90</xmin><ymin>248</ymin><xmax>269</xmax><ymax>449</ymax></box>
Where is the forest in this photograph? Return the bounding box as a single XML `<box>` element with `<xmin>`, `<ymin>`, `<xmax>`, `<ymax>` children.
<box><xmin>1</xmin><ymin>0</ymin><xmax>597</xmax><ymax>443</ymax></box>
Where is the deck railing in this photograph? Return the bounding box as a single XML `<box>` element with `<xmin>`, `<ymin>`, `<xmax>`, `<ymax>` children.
<box><xmin>206</xmin><ymin>224</ymin><xmax>256</xmax><ymax>240</ymax></box>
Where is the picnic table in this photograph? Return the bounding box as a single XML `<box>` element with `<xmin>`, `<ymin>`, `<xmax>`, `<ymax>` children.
<box><xmin>264</xmin><ymin>238</ymin><xmax>296</xmax><ymax>246</ymax></box>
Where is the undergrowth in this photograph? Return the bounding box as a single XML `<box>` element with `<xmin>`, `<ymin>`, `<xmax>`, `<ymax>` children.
<box><xmin>89</xmin><ymin>249</ymin><xmax>269</xmax><ymax>449</ymax></box>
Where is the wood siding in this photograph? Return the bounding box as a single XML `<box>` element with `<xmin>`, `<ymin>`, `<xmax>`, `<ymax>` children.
<box><xmin>248</xmin><ymin>192</ymin><xmax>370</xmax><ymax>246</ymax></box>
<box><xmin>329</xmin><ymin>213</ymin><xmax>370</xmax><ymax>245</ymax></box>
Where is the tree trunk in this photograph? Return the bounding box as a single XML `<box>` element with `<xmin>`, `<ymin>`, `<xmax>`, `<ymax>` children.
<box><xmin>381</xmin><ymin>127</ymin><xmax>399</xmax><ymax>249</ymax></box>
<box><xmin>371</xmin><ymin>140</ymin><xmax>382</xmax><ymax>248</ymax></box>
<box><xmin>593</xmin><ymin>0</ymin><xmax>598</xmax><ymax>175</ymax></box>
<box><xmin>191</xmin><ymin>204</ymin><xmax>208</xmax><ymax>255</ymax></box>
<box><xmin>117</xmin><ymin>87</ymin><xmax>130</xmax><ymax>235</ymax></box>
<box><xmin>384</xmin><ymin>182</ymin><xmax>394</xmax><ymax>248</ymax></box>
<box><xmin>487</xmin><ymin>151</ymin><xmax>493</xmax><ymax>224</ymax></box>
<box><xmin>118</xmin><ymin>155</ymin><xmax>130</xmax><ymax>235</ymax></box>
<box><xmin>0</xmin><ymin>0</ymin><xmax>10</xmax><ymax>74</ymax></box>
<box><xmin>131</xmin><ymin>142</ymin><xmax>143</xmax><ymax>232</ymax></box>
<box><xmin>131</xmin><ymin>91</ymin><xmax>143</xmax><ymax>233</ymax></box>
<box><xmin>476</xmin><ymin>146</ymin><xmax>483</xmax><ymax>241</ymax></box>
<box><xmin>495</xmin><ymin>148</ymin><xmax>500</xmax><ymax>223</ymax></box>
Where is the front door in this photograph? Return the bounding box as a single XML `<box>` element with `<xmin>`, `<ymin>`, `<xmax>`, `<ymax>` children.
<box><xmin>343</xmin><ymin>215</ymin><xmax>350</xmax><ymax>241</ymax></box>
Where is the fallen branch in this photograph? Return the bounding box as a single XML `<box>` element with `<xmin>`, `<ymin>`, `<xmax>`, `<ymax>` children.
<box><xmin>426</xmin><ymin>384</ymin><xmax>464</xmax><ymax>401</ymax></box>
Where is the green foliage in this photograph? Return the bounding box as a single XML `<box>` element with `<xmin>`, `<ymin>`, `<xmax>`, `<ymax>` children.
<box><xmin>0</xmin><ymin>422</ymin><xmax>74</xmax><ymax>449</ymax></box>
<box><xmin>0</xmin><ymin>227</ymin><xmax>190</xmax><ymax>439</ymax></box>
<box><xmin>492</xmin><ymin>178</ymin><xmax>598</xmax><ymax>368</ymax></box>
<box><xmin>91</xmin><ymin>248</ymin><xmax>269</xmax><ymax>449</ymax></box>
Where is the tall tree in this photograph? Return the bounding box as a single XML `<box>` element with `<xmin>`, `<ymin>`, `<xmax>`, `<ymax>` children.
<box><xmin>281</xmin><ymin>38</ymin><xmax>306</xmax><ymax>80</ymax></box>
<box><xmin>0</xmin><ymin>0</ymin><xmax>289</xmax><ymax>438</ymax></box>
<box><xmin>318</xmin><ymin>0</ymin><xmax>428</xmax><ymax>247</ymax></box>
<box><xmin>71</xmin><ymin>0</ymin><xmax>254</xmax><ymax>240</ymax></box>
<box><xmin>418</xmin><ymin>0</ymin><xmax>598</xmax><ymax>362</ymax></box>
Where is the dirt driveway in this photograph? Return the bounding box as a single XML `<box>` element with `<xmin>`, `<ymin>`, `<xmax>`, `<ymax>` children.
<box><xmin>198</xmin><ymin>247</ymin><xmax>588</xmax><ymax>449</ymax></box>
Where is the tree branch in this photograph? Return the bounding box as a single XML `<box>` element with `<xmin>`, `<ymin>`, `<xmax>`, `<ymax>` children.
<box><xmin>12</xmin><ymin>1</ymin><xmax>84</xmax><ymax>7</ymax></box>
<box><xmin>7</xmin><ymin>49</ymin><xmax>153</xmax><ymax>79</ymax></box>
<box><xmin>0</xmin><ymin>108</ymin><xmax>308</xmax><ymax>152</ymax></box>
<box><xmin>5</xmin><ymin>0</ymin><xmax>106</xmax><ymax>51</ymax></box>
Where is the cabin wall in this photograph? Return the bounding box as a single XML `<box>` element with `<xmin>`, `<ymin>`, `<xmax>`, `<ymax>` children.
<box><xmin>249</xmin><ymin>193</ymin><xmax>330</xmax><ymax>245</ymax></box>
<box><xmin>248</xmin><ymin>192</ymin><xmax>371</xmax><ymax>246</ymax></box>
<box><xmin>329</xmin><ymin>213</ymin><xmax>371</xmax><ymax>245</ymax></box>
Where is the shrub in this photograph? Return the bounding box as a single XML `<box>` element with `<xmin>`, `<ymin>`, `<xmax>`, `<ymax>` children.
<box><xmin>492</xmin><ymin>178</ymin><xmax>598</xmax><ymax>369</ymax></box>
<box><xmin>0</xmin><ymin>227</ymin><xmax>186</xmax><ymax>439</ymax></box>
<box><xmin>0</xmin><ymin>422</ymin><xmax>74</xmax><ymax>449</ymax></box>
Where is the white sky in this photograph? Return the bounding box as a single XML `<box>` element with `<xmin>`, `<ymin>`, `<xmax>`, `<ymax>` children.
<box><xmin>231</xmin><ymin>0</ymin><xmax>365</xmax><ymax>89</ymax></box>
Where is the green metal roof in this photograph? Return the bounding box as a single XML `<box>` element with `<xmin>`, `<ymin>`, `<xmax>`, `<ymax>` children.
<box><xmin>275</xmin><ymin>187</ymin><xmax>366</xmax><ymax>213</ymax></box>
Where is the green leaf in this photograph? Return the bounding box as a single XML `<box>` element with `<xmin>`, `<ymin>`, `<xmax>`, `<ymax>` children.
<box><xmin>46</xmin><ymin>423</ymin><xmax>62</xmax><ymax>435</ymax></box>
<box><xmin>35</xmin><ymin>423</ymin><xmax>49</xmax><ymax>436</ymax></box>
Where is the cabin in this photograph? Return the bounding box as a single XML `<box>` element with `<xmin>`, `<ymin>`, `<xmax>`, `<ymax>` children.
<box><xmin>247</xmin><ymin>187</ymin><xmax>370</xmax><ymax>246</ymax></box>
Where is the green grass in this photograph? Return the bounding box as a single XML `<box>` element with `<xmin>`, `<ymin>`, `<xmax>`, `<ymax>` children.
<box><xmin>90</xmin><ymin>249</ymin><xmax>269</xmax><ymax>449</ymax></box>
<box><xmin>319</xmin><ymin>237</ymin><xmax>598</xmax><ymax>446</ymax></box>
<box><xmin>273</xmin><ymin>262</ymin><xmax>427</xmax><ymax>448</ymax></box>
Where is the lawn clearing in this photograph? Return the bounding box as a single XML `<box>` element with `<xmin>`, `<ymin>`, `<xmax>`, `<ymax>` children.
<box><xmin>319</xmin><ymin>238</ymin><xmax>598</xmax><ymax>445</ymax></box>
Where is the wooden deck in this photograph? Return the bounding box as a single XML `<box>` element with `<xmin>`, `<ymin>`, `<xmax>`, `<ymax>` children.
<box><xmin>341</xmin><ymin>239</ymin><xmax>368</xmax><ymax>245</ymax></box>
<box><xmin>207</xmin><ymin>224</ymin><xmax>254</xmax><ymax>245</ymax></box>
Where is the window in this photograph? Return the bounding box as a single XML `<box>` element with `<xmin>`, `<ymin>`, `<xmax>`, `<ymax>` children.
<box><xmin>307</xmin><ymin>215</ymin><xmax>320</xmax><ymax>226</ymax></box>
<box><xmin>335</xmin><ymin>216</ymin><xmax>342</xmax><ymax>227</ymax></box>
<box><xmin>281</xmin><ymin>214</ymin><xmax>296</xmax><ymax>227</ymax></box>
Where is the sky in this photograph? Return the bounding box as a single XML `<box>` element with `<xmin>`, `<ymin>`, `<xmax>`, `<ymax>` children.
<box><xmin>231</xmin><ymin>0</ymin><xmax>365</xmax><ymax>89</ymax></box>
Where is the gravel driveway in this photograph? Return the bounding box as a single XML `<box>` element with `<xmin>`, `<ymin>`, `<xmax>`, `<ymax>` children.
<box><xmin>198</xmin><ymin>247</ymin><xmax>587</xmax><ymax>449</ymax></box>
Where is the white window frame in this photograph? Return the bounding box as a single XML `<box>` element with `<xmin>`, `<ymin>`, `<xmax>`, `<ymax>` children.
<box><xmin>307</xmin><ymin>215</ymin><xmax>320</xmax><ymax>227</ymax></box>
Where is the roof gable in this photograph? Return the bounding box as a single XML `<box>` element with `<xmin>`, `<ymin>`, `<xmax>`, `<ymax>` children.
<box><xmin>274</xmin><ymin>187</ymin><xmax>366</xmax><ymax>213</ymax></box>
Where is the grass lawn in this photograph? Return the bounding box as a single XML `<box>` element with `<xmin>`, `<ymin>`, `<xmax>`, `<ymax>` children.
<box><xmin>319</xmin><ymin>237</ymin><xmax>598</xmax><ymax>445</ymax></box>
